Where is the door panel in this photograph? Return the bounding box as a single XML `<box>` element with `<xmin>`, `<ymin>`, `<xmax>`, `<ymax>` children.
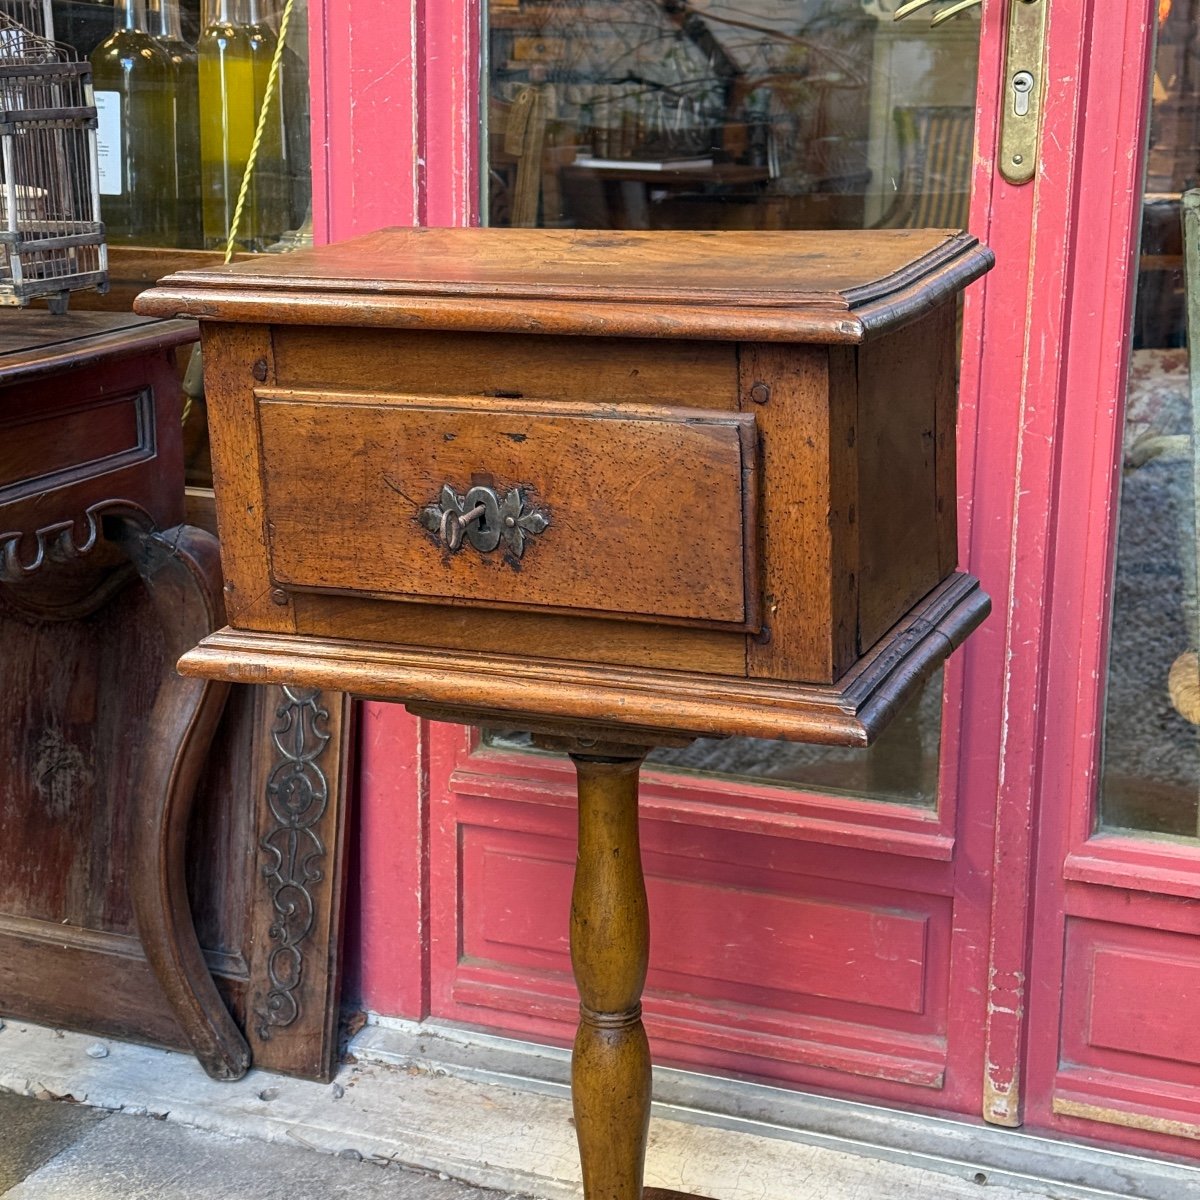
<box><xmin>1022</xmin><ymin>0</ymin><xmax>1200</xmax><ymax>1159</ymax></box>
<box><xmin>432</xmin><ymin>733</ymin><xmax>958</xmax><ymax>1100</ymax></box>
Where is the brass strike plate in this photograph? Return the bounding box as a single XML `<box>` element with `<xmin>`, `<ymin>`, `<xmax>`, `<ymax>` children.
<box><xmin>1000</xmin><ymin>0</ymin><xmax>1049</xmax><ymax>185</ymax></box>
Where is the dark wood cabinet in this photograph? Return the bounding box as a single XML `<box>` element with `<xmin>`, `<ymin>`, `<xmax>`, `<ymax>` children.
<box><xmin>0</xmin><ymin>312</ymin><xmax>352</xmax><ymax>1083</ymax></box>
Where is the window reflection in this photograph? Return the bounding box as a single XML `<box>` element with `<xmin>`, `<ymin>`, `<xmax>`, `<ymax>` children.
<box><xmin>483</xmin><ymin>669</ymin><xmax>941</xmax><ymax>808</ymax></box>
<box><xmin>1100</xmin><ymin>1</ymin><xmax>1200</xmax><ymax>838</ymax></box>
<box><xmin>485</xmin><ymin>0</ymin><xmax>980</xmax><ymax>804</ymax></box>
<box><xmin>487</xmin><ymin>0</ymin><xmax>977</xmax><ymax>232</ymax></box>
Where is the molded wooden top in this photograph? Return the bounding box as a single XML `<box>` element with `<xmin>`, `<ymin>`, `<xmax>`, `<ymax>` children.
<box><xmin>135</xmin><ymin>227</ymin><xmax>993</xmax><ymax>344</ymax></box>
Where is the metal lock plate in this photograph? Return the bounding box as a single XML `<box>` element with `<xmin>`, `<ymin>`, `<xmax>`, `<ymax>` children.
<box><xmin>999</xmin><ymin>0</ymin><xmax>1048</xmax><ymax>185</ymax></box>
<box><xmin>420</xmin><ymin>483</ymin><xmax>549</xmax><ymax>562</ymax></box>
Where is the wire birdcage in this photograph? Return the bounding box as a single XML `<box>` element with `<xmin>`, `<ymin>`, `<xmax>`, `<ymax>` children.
<box><xmin>0</xmin><ymin>9</ymin><xmax>106</xmax><ymax>312</ymax></box>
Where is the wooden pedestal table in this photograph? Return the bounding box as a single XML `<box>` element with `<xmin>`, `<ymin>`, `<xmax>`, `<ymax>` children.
<box><xmin>0</xmin><ymin>311</ymin><xmax>249</xmax><ymax>1080</ymax></box>
<box><xmin>136</xmin><ymin>226</ymin><xmax>995</xmax><ymax>1196</ymax></box>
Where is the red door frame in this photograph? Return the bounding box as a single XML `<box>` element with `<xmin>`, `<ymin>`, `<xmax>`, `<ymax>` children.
<box><xmin>307</xmin><ymin>0</ymin><xmax>1181</xmax><ymax>1149</ymax></box>
<box><xmin>959</xmin><ymin>0</ymin><xmax>1137</xmax><ymax>1129</ymax></box>
<box><xmin>306</xmin><ymin>0</ymin><xmax>482</xmax><ymax>1019</ymax></box>
<box><xmin>1022</xmin><ymin>2</ymin><xmax>1200</xmax><ymax>1155</ymax></box>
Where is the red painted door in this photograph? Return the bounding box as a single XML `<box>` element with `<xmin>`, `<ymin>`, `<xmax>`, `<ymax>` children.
<box><xmin>1017</xmin><ymin>0</ymin><xmax>1200</xmax><ymax>1153</ymax></box>
<box><xmin>325</xmin><ymin>0</ymin><xmax>1200</xmax><ymax>1152</ymax></box>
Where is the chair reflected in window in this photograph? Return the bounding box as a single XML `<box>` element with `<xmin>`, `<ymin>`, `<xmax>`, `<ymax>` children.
<box><xmin>874</xmin><ymin>105</ymin><xmax>973</xmax><ymax>230</ymax></box>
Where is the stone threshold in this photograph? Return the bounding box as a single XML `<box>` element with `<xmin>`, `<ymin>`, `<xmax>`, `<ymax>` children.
<box><xmin>0</xmin><ymin>1015</ymin><xmax>1193</xmax><ymax>1200</ymax></box>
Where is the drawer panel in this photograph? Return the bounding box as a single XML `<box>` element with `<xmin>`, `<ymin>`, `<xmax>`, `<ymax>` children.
<box><xmin>257</xmin><ymin>391</ymin><xmax>759</xmax><ymax>629</ymax></box>
<box><xmin>0</xmin><ymin>388</ymin><xmax>152</xmax><ymax>500</ymax></box>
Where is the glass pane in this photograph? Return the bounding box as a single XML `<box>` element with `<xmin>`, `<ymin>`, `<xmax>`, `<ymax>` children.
<box><xmin>486</xmin><ymin>0</ymin><xmax>977</xmax><ymax>232</ymax></box>
<box><xmin>483</xmin><ymin>0</ymin><xmax>980</xmax><ymax>804</ymax></box>
<box><xmin>50</xmin><ymin>0</ymin><xmax>311</xmax><ymax>252</ymax></box>
<box><xmin>483</xmin><ymin>669</ymin><xmax>941</xmax><ymax>807</ymax></box>
<box><xmin>1099</xmin><ymin>5</ymin><xmax>1200</xmax><ymax>838</ymax></box>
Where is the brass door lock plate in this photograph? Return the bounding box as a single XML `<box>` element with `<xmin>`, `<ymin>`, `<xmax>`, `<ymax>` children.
<box><xmin>1000</xmin><ymin>0</ymin><xmax>1048</xmax><ymax>185</ymax></box>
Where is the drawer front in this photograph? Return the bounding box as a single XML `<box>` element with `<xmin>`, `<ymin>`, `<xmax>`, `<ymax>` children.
<box><xmin>256</xmin><ymin>390</ymin><xmax>758</xmax><ymax>629</ymax></box>
<box><xmin>0</xmin><ymin>388</ymin><xmax>152</xmax><ymax>500</ymax></box>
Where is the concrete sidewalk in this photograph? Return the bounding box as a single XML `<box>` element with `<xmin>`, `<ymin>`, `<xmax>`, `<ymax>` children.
<box><xmin>0</xmin><ymin>1091</ymin><xmax>514</xmax><ymax>1200</ymax></box>
<box><xmin>2</xmin><ymin>1017</ymin><xmax>1193</xmax><ymax>1200</ymax></box>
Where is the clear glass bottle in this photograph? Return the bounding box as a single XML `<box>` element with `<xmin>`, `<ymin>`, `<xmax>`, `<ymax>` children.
<box><xmin>198</xmin><ymin>0</ymin><xmax>285</xmax><ymax>250</ymax></box>
<box><xmin>89</xmin><ymin>0</ymin><xmax>178</xmax><ymax>246</ymax></box>
<box><xmin>247</xmin><ymin>0</ymin><xmax>289</xmax><ymax>242</ymax></box>
<box><xmin>149</xmin><ymin>0</ymin><xmax>202</xmax><ymax>247</ymax></box>
<box><xmin>277</xmin><ymin>0</ymin><xmax>311</xmax><ymax>235</ymax></box>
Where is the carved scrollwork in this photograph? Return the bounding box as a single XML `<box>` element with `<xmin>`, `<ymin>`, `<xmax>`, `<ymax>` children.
<box><xmin>0</xmin><ymin>500</ymin><xmax>132</xmax><ymax>584</ymax></box>
<box><xmin>255</xmin><ymin>685</ymin><xmax>332</xmax><ymax>1041</ymax></box>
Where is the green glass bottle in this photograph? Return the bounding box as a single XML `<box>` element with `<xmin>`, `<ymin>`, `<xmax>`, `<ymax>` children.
<box><xmin>198</xmin><ymin>0</ymin><xmax>285</xmax><ymax>250</ymax></box>
<box><xmin>150</xmin><ymin>0</ymin><xmax>202</xmax><ymax>247</ymax></box>
<box><xmin>89</xmin><ymin>0</ymin><xmax>178</xmax><ymax>246</ymax></box>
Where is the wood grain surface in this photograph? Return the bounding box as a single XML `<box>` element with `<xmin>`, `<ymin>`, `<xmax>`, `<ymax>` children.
<box><xmin>135</xmin><ymin>228</ymin><xmax>993</xmax><ymax>344</ymax></box>
<box><xmin>108</xmin><ymin>519</ymin><xmax>249</xmax><ymax>1081</ymax></box>
<box><xmin>257</xmin><ymin>392</ymin><xmax>757</xmax><ymax>628</ymax></box>
<box><xmin>291</xmin><ymin>594</ymin><xmax>747</xmax><ymax>675</ymax></box>
<box><xmin>568</xmin><ymin>751</ymin><xmax>652</xmax><ymax>1200</ymax></box>
<box><xmin>0</xmin><ymin>310</ymin><xmax>196</xmax><ymax>387</ymax></box>
<box><xmin>273</xmin><ymin>328</ymin><xmax>738</xmax><ymax>409</ymax></box>
<box><xmin>199</xmin><ymin>322</ymin><xmax>296</xmax><ymax>634</ymax></box>
<box><xmin>856</xmin><ymin>301</ymin><xmax>958</xmax><ymax>651</ymax></box>
<box><xmin>738</xmin><ymin>342</ymin><xmax>856</xmax><ymax>683</ymax></box>
<box><xmin>179</xmin><ymin>572</ymin><xmax>989</xmax><ymax>747</ymax></box>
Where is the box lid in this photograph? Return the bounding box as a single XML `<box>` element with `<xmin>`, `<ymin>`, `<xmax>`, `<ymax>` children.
<box><xmin>134</xmin><ymin>227</ymin><xmax>992</xmax><ymax>344</ymax></box>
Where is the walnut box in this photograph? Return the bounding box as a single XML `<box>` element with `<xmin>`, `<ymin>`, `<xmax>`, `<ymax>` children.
<box><xmin>135</xmin><ymin>227</ymin><xmax>993</xmax><ymax>746</ymax></box>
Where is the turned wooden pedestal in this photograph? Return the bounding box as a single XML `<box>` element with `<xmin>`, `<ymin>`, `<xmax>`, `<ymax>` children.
<box><xmin>568</xmin><ymin>748</ymin><xmax>652</xmax><ymax>1198</ymax></box>
<box><xmin>565</xmin><ymin>740</ymin><xmax>727</xmax><ymax>1200</ymax></box>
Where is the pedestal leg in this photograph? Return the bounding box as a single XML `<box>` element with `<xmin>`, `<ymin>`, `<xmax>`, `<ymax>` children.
<box><xmin>569</xmin><ymin>750</ymin><xmax>652</xmax><ymax>1200</ymax></box>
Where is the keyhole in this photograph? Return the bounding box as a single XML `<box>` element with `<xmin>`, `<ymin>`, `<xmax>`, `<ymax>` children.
<box><xmin>1012</xmin><ymin>71</ymin><xmax>1035</xmax><ymax>118</ymax></box>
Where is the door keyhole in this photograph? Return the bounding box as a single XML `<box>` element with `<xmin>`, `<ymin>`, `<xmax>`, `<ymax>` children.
<box><xmin>1012</xmin><ymin>71</ymin><xmax>1035</xmax><ymax>118</ymax></box>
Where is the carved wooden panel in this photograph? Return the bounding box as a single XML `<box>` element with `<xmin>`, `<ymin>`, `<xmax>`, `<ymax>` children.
<box><xmin>245</xmin><ymin>684</ymin><xmax>353</xmax><ymax>1077</ymax></box>
<box><xmin>0</xmin><ymin>532</ymin><xmax>353</xmax><ymax>1083</ymax></box>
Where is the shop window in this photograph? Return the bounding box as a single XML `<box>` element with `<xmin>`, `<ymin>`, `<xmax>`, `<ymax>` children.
<box><xmin>44</xmin><ymin>0</ymin><xmax>309</xmax><ymax>488</ymax></box>
<box><xmin>50</xmin><ymin>0</ymin><xmax>310</xmax><ymax>262</ymax></box>
<box><xmin>483</xmin><ymin>0</ymin><xmax>982</xmax><ymax>806</ymax></box>
<box><xmin>1099</xmin><ymin>0</ymin><xmax>1200</xmax><ymax>838</ymax></box>
<box><xmin>485</xmin><ymin>0</ymin><xmax>976</xmax><ymax>235</ymax></box>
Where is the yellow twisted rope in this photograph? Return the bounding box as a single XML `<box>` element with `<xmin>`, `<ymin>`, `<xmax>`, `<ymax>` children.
<box><xmin>224</xmin><ymin>0</ymin><xmax>296</xmax><ymax>263</ymax></box>
<box><xmin>184</xmin><ymin>1</ymin><xmax>296</xmax><ymax>429</ymax></box>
